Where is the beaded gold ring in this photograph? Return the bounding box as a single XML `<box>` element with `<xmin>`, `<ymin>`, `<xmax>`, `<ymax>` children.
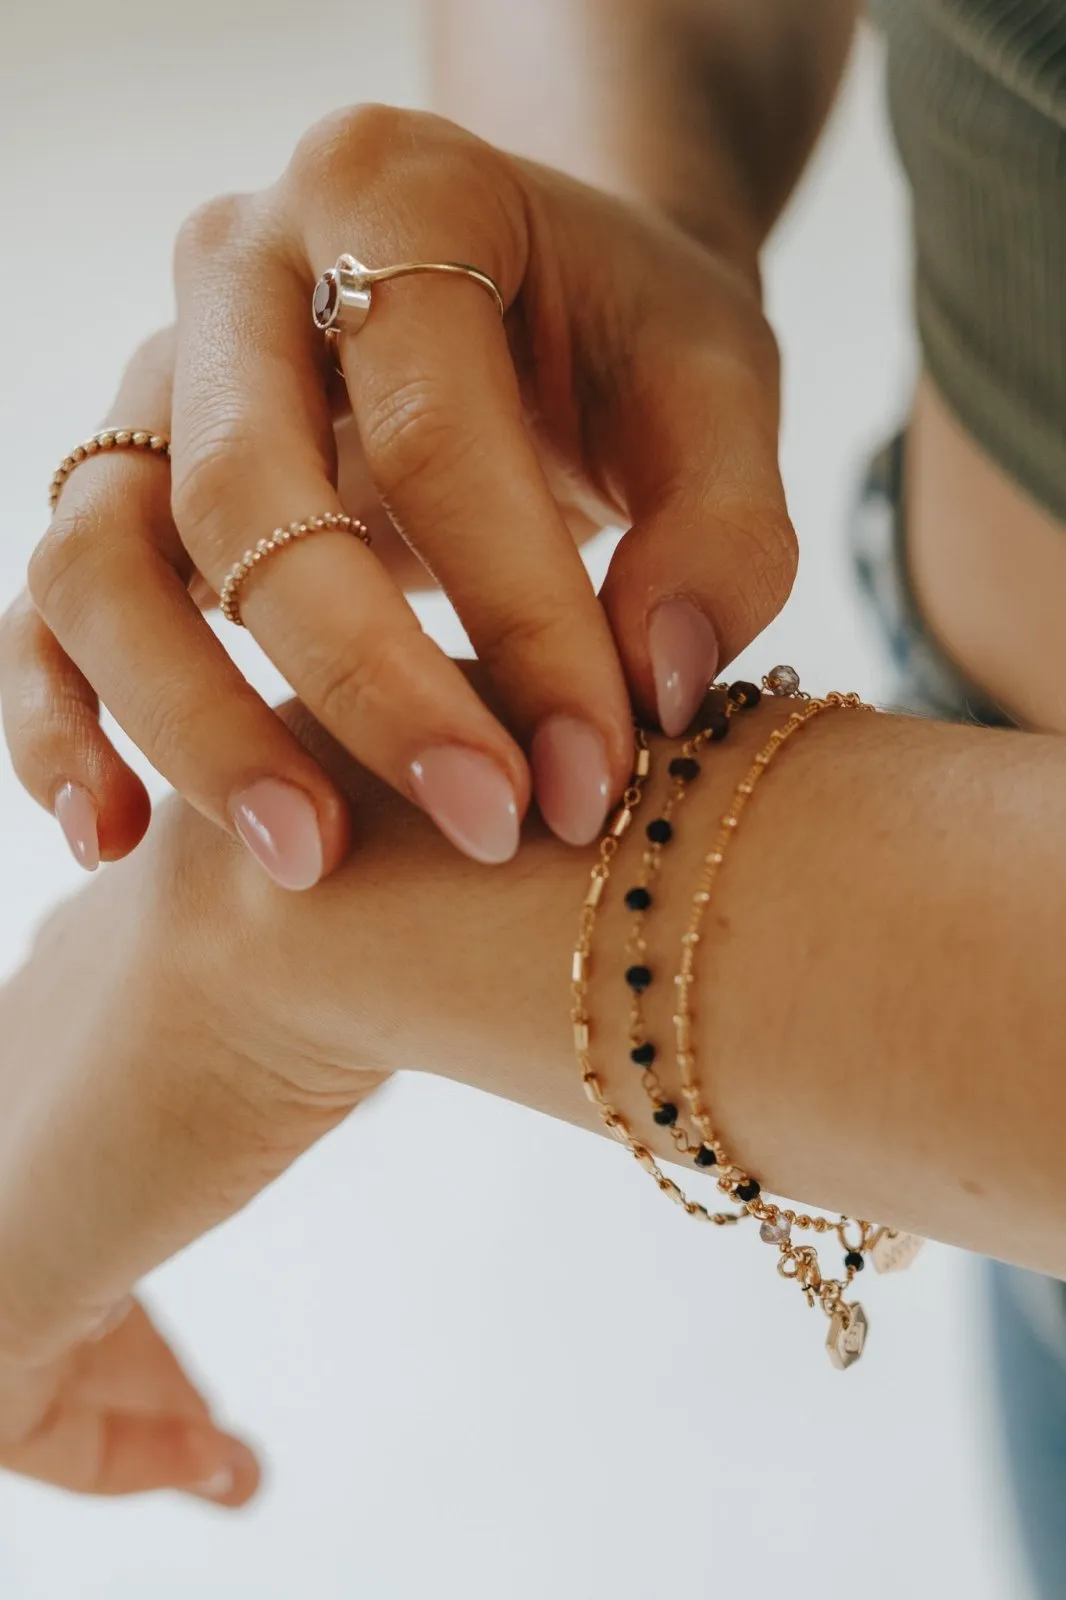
<box><xmin>218</xmin><ymin>512</ymin><xmax>371</xmax><ymax>627</ymax></box>
<box><xmin>48</xmin><ymin>428</ymin><xmax>171</xmax><ymax>512</ymax></box>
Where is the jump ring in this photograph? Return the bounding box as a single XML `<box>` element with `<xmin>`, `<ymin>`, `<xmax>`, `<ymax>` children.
<box><xmin>219</xmin><ymin>512</ymin><xmax>372</xmax><ymax>627</ymax></box>
<box><xmin>311</xmin><ymin>255</ymin><xmax>505</xmax><ymax>337</ymax></box>
<box><xmin>48</xmin><ymin>429</ymin><xmax>170</xmax><ymax>512</ymax></box>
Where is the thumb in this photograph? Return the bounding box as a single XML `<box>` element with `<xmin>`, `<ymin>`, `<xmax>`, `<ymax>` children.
<box><xmin>599</xmin><ymin>310</ymin><xmax>796</xmax><ymax>735</ymax></box>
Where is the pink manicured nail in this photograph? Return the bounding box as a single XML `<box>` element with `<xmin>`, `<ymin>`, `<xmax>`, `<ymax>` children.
<box><xmin>191</xmin><ymin>1467</ymin><xmax>235</xmax><ymax>1501</ymax></box>
<box><xmin>54</xmin><ymin>782</ymin><xmax>100</xmax><ymax>871</ymax></box>
<box><xmin>532</xmin><ymin>716</ymin><xmax>610</xmax><ymax>847</ymax></box>
<box><xmin>409</xmin><ymin>747</ymin><xmax>520</xmax><ymax>864</ymax></box>
<box><xmin>648</xmin><ymin>599</ymin><xmax>720</xmax><ymax>737</ymax></box>
<box><xmin>229</xmin><ymin>779</ymin><xmax>324</xmax><ymax>890</ymax></box>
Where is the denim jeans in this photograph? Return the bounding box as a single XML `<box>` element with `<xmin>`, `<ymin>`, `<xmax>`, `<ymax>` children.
<box><xmin>852</xmin><ymin>436</ymin><xmax>1066</xmax><ymax>1598</ymax></box>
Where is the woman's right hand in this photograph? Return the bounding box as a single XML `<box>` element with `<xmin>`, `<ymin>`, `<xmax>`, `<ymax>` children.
<box><xmin>1</xmin><ymin>106</ymin><xmax>791</xmax><ymax>886</ymax></box>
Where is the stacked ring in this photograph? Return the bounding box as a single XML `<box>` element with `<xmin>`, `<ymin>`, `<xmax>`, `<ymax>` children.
<box><xmin>49</xmin><ymin>429</ymin><xmax>170</xmax><ymax>512</ymax></box>
<box><xmin>219</xmin><ymin>512</ymin><xmax>372</xmax><ymax>627</ymax></box>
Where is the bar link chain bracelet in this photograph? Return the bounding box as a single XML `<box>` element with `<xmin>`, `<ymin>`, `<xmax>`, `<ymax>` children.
<box><xmin>571</xmin><ymin>668</ymin><xmax>925</xmax><ymax>1369</ymax></box>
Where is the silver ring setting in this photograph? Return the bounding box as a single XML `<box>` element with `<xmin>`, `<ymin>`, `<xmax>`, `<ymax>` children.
<box><xmin>311</xmin><ymin>254</ymin><xmax>505</xmax><ymax>337</ymax></box>
<box><xmin>311</xmin><ymin>254</ymin><xmax>373</xmax><ymax>335</ymax></box>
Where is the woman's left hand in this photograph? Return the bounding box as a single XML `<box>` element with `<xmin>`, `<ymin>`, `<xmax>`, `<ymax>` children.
<box><xmin>1</xmin><ymin>106</ymin><xmax>792</xmax><ymax>885</ymax></box>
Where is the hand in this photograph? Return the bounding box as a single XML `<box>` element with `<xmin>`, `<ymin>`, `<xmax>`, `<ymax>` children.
<box><xmin>0</xmin><ymin>1300</ymin><xmax>259</xmax><ymax>1505</ymax></box>
<box><xmin>1</xmin><ymin>105</ymin><xmax>792</xmax><ymax>885</ymax></box>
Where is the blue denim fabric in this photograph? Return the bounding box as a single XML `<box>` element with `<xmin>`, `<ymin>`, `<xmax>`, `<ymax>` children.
<box><xmin>852</xmin><ymin>436</ymin><xmax>1066</xmax><ymax>1599</ymax></box>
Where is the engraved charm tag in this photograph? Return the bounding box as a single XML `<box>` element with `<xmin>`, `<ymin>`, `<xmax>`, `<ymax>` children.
<box><xmin>871</xmin><ymin>1229</ymin><xmax>925</xmax><ymax>1275</ymax></box>
<box><xmin>826</xmin><ymin>1302</ymin><xmax>868</xmax><ymax>1370</ymax></box>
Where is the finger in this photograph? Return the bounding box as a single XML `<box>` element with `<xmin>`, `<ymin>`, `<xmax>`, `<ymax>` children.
<box><xmin>599</xmin><ymin>273</ymin><xmax>797</xmax><ymax>736</ymax></box>
<box><xmin>169</xmin><ymin>187</ymin><xmax>529</xmax><ymax>866</ymax></box>
<box><xmin>0</xmin><ymin>1303</ymin><xmax>259</xmax><ymax>1502</ymax></box>
<box><xmin>27</xmin><ymin>332</ymin><xmax>354</xmax><ymax>889</ymax></box>
<box><xmin>0</xmin><ymin>591</ymin><xmax>150</xmax><ymax>866</ymax></box>
<box><xmin>74</xmin><ymin>1301</ymin><xmax>212</xmax><ymax>1424</ymax></box>
<box><xmin>285</xmin><ymin>118</ymin><xmax>633</xmax><ymax>845</ymax></box>
<box><xmin>1</xmin><ymin>1406</ymin><xmax>259</xmax><ymax>1502</ymax></box>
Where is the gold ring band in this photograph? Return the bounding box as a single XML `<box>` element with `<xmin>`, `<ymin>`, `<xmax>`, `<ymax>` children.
<box><xmin>219</xmin><ymin>512</ymin><xmax>371</xmax><ymax>627</ymax></box>
<box><xmin>312</xmin><ymin>254</ymin><xmax>505</xmax><ymax>337</ymax></box>
<box><xmin>49</xmin><ymin>429</ymin><xmax>170</xmax><ymax>511</ymax></box>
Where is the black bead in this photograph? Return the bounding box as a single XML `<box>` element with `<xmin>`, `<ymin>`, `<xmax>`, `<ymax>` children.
<box><xmin>629</xmin><ymin>1041</ymin><xmax>656</xmax><ymax>1066</ymax></box>
<box><xmin>668</xmin><ymin>756</ymin><xmax>701</xmax><ymax>782</ymax></box>
<box><xmin>706</xmin><ymin>712</ymin><xmax>731</xmax><ymax>742</ymax></box>
<box><xmin>653</xmin><ymin>1102</ymin><xmax>678</xmax><ymax>1126</ymax></box>
<box><xmin>844</xmin><ymin>1250</ymin><xmax>865</xmax><ymax>1272</ymax></box>
<box><xmin>645</xmin><ymin>819</ymin><xmax>673</xmax><ymax>845</ymax></box>
<box><xmin>735</xmin><ymin>1178</ymin><xmax>761</xmax><ymax>1203</ymax></box>
<box><xmin>624</xmin><ymin>886</ymin><xmax>652</xmax><ymax>912</ymax></box>
<box><xmin>694</xmin><ymin>1145</ymin><xmax>718</xmax><ymax>1169</ymax></box>
<box><xmin>728</xmin><ymin>680</ymin><xmax>762</xmax><ymax>709</ymax></box>
<box><xmin>625</xmin><ymin>964</ymin><xmax>653</xmax><ymax>993</ymax></box>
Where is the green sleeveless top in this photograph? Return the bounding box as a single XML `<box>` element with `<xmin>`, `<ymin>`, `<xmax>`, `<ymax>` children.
<box><xmin>876</xmin><ymin>0</ymin><xmax>1066</xmax><ymax>521</ymax></box>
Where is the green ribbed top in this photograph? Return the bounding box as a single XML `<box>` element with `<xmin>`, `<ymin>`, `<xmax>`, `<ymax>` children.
<box><xmin>875</xmin><ymin>0</ymin><xmax>1066</xmax><ymax>521</ymax></box>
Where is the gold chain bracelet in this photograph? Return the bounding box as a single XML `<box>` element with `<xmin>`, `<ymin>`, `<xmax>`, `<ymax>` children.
<box><xmin>571</xmin><ymin>669</ymin><xmax>925</xmax><ymax>1369</ymax></box>
<box><xmin>571</xmin><ymin>736</ymin><xmax>742</xmax><ymax>1226</ymax></box>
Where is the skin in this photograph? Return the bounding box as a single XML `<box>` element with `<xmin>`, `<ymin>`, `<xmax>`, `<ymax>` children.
<box><xmin>5</xmin><ymin>0</ymin><xmax>1065</xmax><ymax>1510</ymax></box>
<box><xmin>2</xmin><ymin>686</ymin><xmax>1066</xmax><ymax>1498</ymax></box>
<box><xmin>435</xmin><ymin>0</ymin><xmax>1066</xmax><ymax>732</ymax></box>
<box><xmin>2</xmin><ymin>107</ymin><xmax>795</xmax><ymax>879</ymax></box>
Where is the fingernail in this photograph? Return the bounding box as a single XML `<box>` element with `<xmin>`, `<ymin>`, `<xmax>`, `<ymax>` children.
<box><xmin>87</xmin><ymin>1296</ymin><xmax>135</xmax><ymax>1342</ymax></box>
<box><xmin>229</xmin><ymin>779</ymin><xmax>324</xmax><ymax>891</ymax></box>
<box><xmin>532</xmin><ymin>716</ymin><xmax>611</xmax><ymax>847</ymax></box>
<box><xmin>54</xmin><ymin>782</ymin><xmax>99</xmax><ymax>872</ymax></box>
<box><xmin>188</xmin><ymin>1438</ymin><xmax>258</xmax><ymax>1504</ymax></box>
<box><xmin>409</xmin><ymin>747</ymin><xmax>520</xmax><ymax>864</ymax></box>
<box><xmin>191</xmin><ymin>1466</ymin><xmax>235</xmax><ymax>1500</ymax></box>
<box><xmin>648</xmin><ymin>599</ymin><xmax>720</xmax><ymax>737</ymax></box>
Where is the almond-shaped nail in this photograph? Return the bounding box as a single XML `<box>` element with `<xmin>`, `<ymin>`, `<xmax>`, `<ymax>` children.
<box><xmin>532</xmin><ymin>716</ymin><xmax>610</xmax><ymax>847</ymax></box>
<box><xmin>229</xmin><ymin>779</ymin><xmax>324</xmax><ymax>891</ymax></box>
<box><xmin>186</xmin><ymin>1437</ymin><xmax>259</xmax><ymax>1505</ymax></box>
<box><xmin>409</xmin><ymin>747</ymin><xmax>520</xmax><ymax>864</ymax></box>
<box><xmin>54</xmin><ymin>782</ymin><xmax>100</xmax><ymax>871</ymax></box>
<box><xmin>648</xmin><ymin>599</ymin><xmax>720</xmax><ymax>737</ymax></box>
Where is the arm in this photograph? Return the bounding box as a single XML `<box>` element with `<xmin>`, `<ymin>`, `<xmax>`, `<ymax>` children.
<box><xmin>1</xmin><ymin>685</ymin><xmax>1063</xmax><ymax>1492</ymax></box>
<box><xmin>431</xmin><ymin>0</ymin><xmax>859</xmax><ymax>258</ymax></box>
<box><xmin>2</xmin><ymin>687</ymin><xmax>1064</xmax><ymax>1373</ymax></box>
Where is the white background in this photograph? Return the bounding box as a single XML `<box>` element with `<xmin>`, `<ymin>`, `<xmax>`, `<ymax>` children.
<box><xmin>0</xmin><ymin>5</ymin><xmax>1028</xmax><ymax>1596</ymax></box>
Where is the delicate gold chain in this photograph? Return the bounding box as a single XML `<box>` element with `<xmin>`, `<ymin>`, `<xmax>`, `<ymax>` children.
<box><xmin>572</xmin><ymin>672</ymin><xmax>923</xmax><ymax>1368</ymax></box>
<box><xmin>622</xmin><ymin>704</ymin><xmax>737</xmax><ymax>1161</ymax></box>
<box><xmin>570</xmin><ymin>734</ymin><xmax>741</xmax><ymax>1227</ymax></box>
<box><xmin>48</xmin><ymin>428</ymin><xmax>171</xmax><ymax>511</ymax></box>
<box><xmin>673</xmin><ymin>688</ymin><xmax>883</xmax><ymax>1360</ymax></box>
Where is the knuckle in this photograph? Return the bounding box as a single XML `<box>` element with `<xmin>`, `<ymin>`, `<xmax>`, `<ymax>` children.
<box><xmin>361</xmin><ymin>376</ymin><xmax>479</xmax><ymax>505</ymax></box>
<box><xmin>290</xmin><ymin>103</ymin><xmax>439</xmax><ymax>191</ymax></box>
<box><xmin>173</xmin><ymin>192</ymin><xmax>247</xmax><ymax>272</ymax></box>
<box><xmin>27</xmin><ymin>506</ymin><xmax>102</xmax><ymax>622</ymax></box>
<box><xmin>306</xmin><ymin>626</ymin><xmax>421</xmax><ymax>733</ymax></box>
<box><xmin>724</xmin><ymin>504</ymin><xmax>798</xmax><ymax>629</ymax></box>
<box><xmin>477</xmin><ymin>594</ymin><xmax>575</xmax><ymax>668</ymax></box>
<box><xmin>170</xmin><ymin>406</ymin><xmax>258</xmax><ymax>547</ymax></box>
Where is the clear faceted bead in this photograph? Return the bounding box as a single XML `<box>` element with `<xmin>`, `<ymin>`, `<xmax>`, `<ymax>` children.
<box><xmin>766</xmin><ymin>664</ymin><xmax>801</xmax><ymax>697</ymax></box>
<box><xmin>759</xmin><ymin>1218</ymin><xmax>792</xmax><ymax>1246</ymax></box>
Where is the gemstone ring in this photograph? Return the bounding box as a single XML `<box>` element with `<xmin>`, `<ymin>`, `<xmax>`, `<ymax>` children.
<box><xmin>311</xmin><ymin>254</ymin><xmax>505</xmax><ymax>337</ymax></box>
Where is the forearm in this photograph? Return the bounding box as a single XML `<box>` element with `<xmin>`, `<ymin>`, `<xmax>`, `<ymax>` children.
<box><xmin>266</xmin><ymin>697</ymin><xmax>1066</xmax><ymax>1276</ymax></box>
<box><xmin>431</xmin><ymin>0</ymin><xmax>859</xmax><ymax>254</ymax></box>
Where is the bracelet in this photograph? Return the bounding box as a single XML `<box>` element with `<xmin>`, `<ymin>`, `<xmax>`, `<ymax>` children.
<box><xmin>572</xmin><ymin>667</ymin><xmax>925</xmax><ymax>1370</ymax></box>
<box><xmin>571</xmin><ymin>735</ymin><xmax>742</xmax><ymax>1226</ymax></box>
<box><xmin>621</xmin><ymin>695</ymin><xmax>742</xmax><ymax>1166</ymax></box>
